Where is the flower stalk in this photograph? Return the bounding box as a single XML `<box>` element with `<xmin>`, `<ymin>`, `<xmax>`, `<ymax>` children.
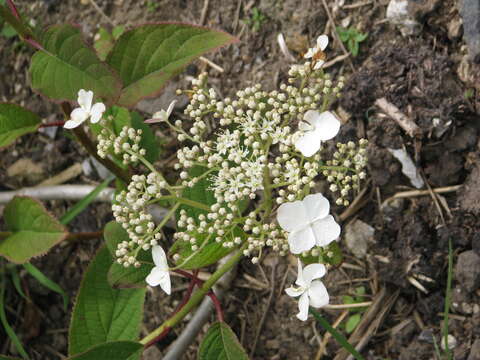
<box><xmin>140</xmin><ymin>243</ymin><xmax>247</xmax><ymax>346</ymax></box>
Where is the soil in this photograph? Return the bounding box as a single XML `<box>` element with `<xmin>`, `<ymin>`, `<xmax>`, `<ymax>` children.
<box><xmin>1</xmin><ymin>0</ymin><xmax>480</xmax><ymax>359</ymax></box>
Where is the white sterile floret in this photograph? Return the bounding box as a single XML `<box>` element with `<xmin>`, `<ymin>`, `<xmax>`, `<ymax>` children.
<box><xmin>146</xmin><ymin>245</ymin><xmax>171</xmax><ymax>295</ymax></box>
<box><xmin>304</xmin><ymin>35</ymin><xmax>329</xmax><ymax>70</ymax></box>
<box><xmin>145</xmin><ymin>100</ymin><xmax>177</xmax><ymax>123</ymax></box>
<box><xmin>285</xmin><ymin>260</ymin><xmax>329</xmax><ymax>321</ymax></box>
<box><xmin>277</xmin><ymin>193</ymin><xmax>340</xmax><ymax>254</ymax></box>
<box><xmin>64</xmin><ymin>89</ymin><xmax>106</xmax><ymax>129</ymax></box>
<box><xmin>294</xmin><ymin>110</ymin><xmax>340</xmax><ymax>157</ymax></box>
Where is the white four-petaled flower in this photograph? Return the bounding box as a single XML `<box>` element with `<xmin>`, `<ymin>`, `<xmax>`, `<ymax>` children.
<box><xmin>304</xmin><ymin>35</ymin><xmax>329</xmax><ymax>69</ymax></box>
<box><xmin>146</xmin><ymin>245</ymin><xmax>171</xmax><ymax>295</ymax></box>
<box><xmin>64</xmin><ymin>89</ymin><xmax>106</xmax><ymax>129</ymax></box>
<box><xmin>294</xmin><ymin>110</ymin><xmax>340</xmax><ymax>157</ymax></box>
<box><xmin>277</xmin><ymin>193</ymin><xmax>341</xmax><ymax>254</ymax></box>
<box><xmin>286</xmin><ymin>260</ymin><xmax>329</xmax><ymax>321</ymax></box>
<box><xmin>145</xmin><ymin>100</ymin><xmax>177</xmax><ymax>124</ymax></box>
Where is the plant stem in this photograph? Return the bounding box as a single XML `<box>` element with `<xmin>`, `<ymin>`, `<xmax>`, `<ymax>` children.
<box><xmin>159</xmin><ymin>195</ymin><xmax>211</xmax><ymax>212</ymax></box>
<box><xmin>140</xmin><ymin>243</ymin><xmax>247</xmax><ymax>346</ymax></box>
<box><xmin>0</xmin><ymin>4</ymin><xmax>33</xmax><ymax>40</ymax></box>
<box><xmin>39</xmin><ymin>121</ymin><xmax>65</xmax><ymax>128</ymax></box>
<box><xmin>72</xmin><ymin>126</ymin><xmax>130</xmax><ymax>184</ymax></box>
<box><xmin>65</xmin><ymin>231</ymin><xmax>103</xmax><ymax>242</ymax></box>
<box><xmin>442</xmin><ymin>238</ymin><xmax>453</xmax><ymax>359</ymax></box>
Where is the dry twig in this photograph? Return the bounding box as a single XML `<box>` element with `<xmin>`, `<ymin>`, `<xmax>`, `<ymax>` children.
<box><xmin>375</xmin><ymin>98</ymin><xmax>422</xmax><ymax>138</ymax></box>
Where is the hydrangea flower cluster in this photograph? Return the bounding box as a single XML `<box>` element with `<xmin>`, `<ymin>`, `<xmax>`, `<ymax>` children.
<box><xmin>322</xmin><ymin>139</ymin><xmax>369</xmax><ymax>206</ymax></box>
<box><xmin>86</xmin><ymin>35</ymin><xmax>369</xmax><ymax>320</ymax></box>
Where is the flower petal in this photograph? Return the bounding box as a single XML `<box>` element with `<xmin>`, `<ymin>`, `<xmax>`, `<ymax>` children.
<box><xmin>303</xmin><ymin>193</ymin><xmax>330</xmax><ymax>223</ymax></box>
<box><xmin>302</xmin><ymin>263</ymin><xmax>326</xmax><ymax>285</ymax></box>
<box><xmin>304</xmin><ymin>48</ymin><xmax>315</xmax><ymax>59</ymax></box>
<box><xmin>159</xmin><ymin>271</ymin><xmax>171</xmax><ymax>295</ymax></box>
<box><xmin>64</xmin><ymin>119</ymin><xmax>82</xmax><ymax>129</ymax></box>
<box><xmin>313</xmin><ymin>111</ymin><xmax>340</xmax><ymax>141</ymax></box>
<box><xmin>296</xmin><ymin>292</ymin><xmax>310</xmax><ymax>321</ymax></box>
<box><xmin>70</xmin><ymin>107</ymin><xmax>89</xmax><ymax>124</ymax></box>
<box><xmin>316</xmin><ymin>35</ymin><xmax>329</xmax><ymax>51</ymax></box>
<box><xmin>152</xmin><ymin>245</ymin><xmax>168</xmax><ymax>268</ymax></box>
<box><xmin>77</xmin><ymin>89</ymin><xmax>93</xmax><ymax>111</ymax></box>
<box><xmin>308</xmin><ymin>280</ymin><xmax>329</xmax><ymax>308</ymax></box>
<box><xmin>288</xmin><ymin>227</ymin><xmax>316</xmax><ymax>254</ymax></box>
<box><xmin>277</xmin><ymin>200</ymin><xmax>309</xmax><ymax>232</ymax></box>
<box><xmin>146</xmin><ymin>267</ymin><xmax>166</xmax><ymax>286</ymax></box>
<box><xmin>294</xmin><ymin>131</ymin><xmax>321</xmax><ymax>157</ymax></box>
<box><xmin>285</xmin><ymin>285</ymin><xmax>304</xmax><ymax>298</ymax></box>
<box><xmin>311</xmin><ymin>215</ymin><xmax>341</xmax><ymax>247</ymax></box>
<box><xmin>313</xmin><ymin>60</ymin><xmax>325</xmax><ymax>70</ymax></box>
<box><xmin>166</xmin><ymin>100</ymin><xmax>177</xmax><ymax>117</ymax></box>
<box><xmin>89</xmin><ymin>102</ymin><xmax>106</xmax><ymax>123</ymax></box>
<box><xmin>295</xmin><ymin>259</ymin><xmax>306</xmax><ymax>287</ymax></box>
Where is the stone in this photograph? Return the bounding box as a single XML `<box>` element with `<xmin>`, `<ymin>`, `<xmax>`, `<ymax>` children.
<box><xmin>455</xmin><ymin>250</ymin><xmax>480</xmax><ymax>291</ymax></box>
<box><xmin>344</xmin><ymin>219</ymin><xmax>375</xmax><ymax>259</ymax></box>
<box><xmin>468</xmin><ymin>339</ymin><xmax>480</xmax><ymax>360</ymax></box>
<box><xmin>460</xmin><ymin>0</ymin><xmax>480</xmax><ymax>62</ymax></box>
<box><xmin>386</xmin><ymin>0</ymin><xmax>421</xmax><ymax>36</ymax></box>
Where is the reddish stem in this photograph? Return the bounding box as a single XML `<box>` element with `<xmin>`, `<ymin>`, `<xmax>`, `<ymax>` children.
<box><xmin>173</xmin><ymin>269</ymin><xmax>224</xmax><ymax>322</ymax></box>
<box><xmin>144</xmin><ymin>326</ymin><xmax>171</xmax><ymax>348</ymax></box>
<box><xmin>6</xmin><ymin>0</ymin><xmax>19</xmax><ymax>19</ymax></box>
<box><xmin>39</xmin><ymin>121</ymin><xmax>66</xmax><ymax>128</ymax></box>
<box><xmin>144</xmin><ymin>271</ymin><xmax>200</xmax><ymax>349</ymax></box>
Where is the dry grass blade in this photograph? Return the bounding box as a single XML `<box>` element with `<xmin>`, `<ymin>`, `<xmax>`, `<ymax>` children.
<box><xmin>334</xmin><ymin>288</ymin><xmax>399</xmax><ymax>360</ymax></box>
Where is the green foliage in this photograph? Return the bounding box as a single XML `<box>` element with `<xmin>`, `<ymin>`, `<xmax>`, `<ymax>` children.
<box><xmin>106</xmin><ymin>23</ymin><xmax>237</xmax><ymax>107</ymax></box>
<box><xmin>69</xmin><ymin>246</ymin><xmax>146</xmax><ymax>356</ymax></box>
<box><xmin>301</xmin><ymin>241</ymin><xmax>343</xmax><ymax>267</ymax></box>
<box><xmin>60</xmin><ymin>175</ymin><xmax>115</xmax><ymax>225</ymax></box>
<box><xmin>170</xmin><ymin>166</ymin><xmax>244</xmax><ymax>269</ymax></box>
<box><xmin>94</xmin><ymin>26</ymin><xmax>125</xmax><ymax>61</ymax></box>
<box><xmin>170</xmin><ymin>226</ymin><xmax>246</xmax><ymax>270</ymax></box>
<box><xmin>104</xmin><ymin>221</ymin><xmax>154</xmax><ymax>288</ymax></box>
<box><xmin>92</xmin><ymin>106</ymin><xmax>160</xmax><ymax>164</ymax></box>
<box><xmin>29</xmin><ymin>24</ymin><xmax>122</xmax><ymax>104</ymax></box>
<box><xmin>198</xmin><ymin>322</ymin><xmax>249</xmax><ymax>360</ymax></box>
<box><xmin>0</xmin><ymin>278</ymin><xmax>30</xmax><ymax>360</ymax></box>
<box><xmin>342</xmin><ymin>286</ymin><xmax>367</xmax><ymax>333</ymax></box>
<box><xmin>243</xmin><ymin>7</ymin><xmax>267</xmax><ymax>32</ymax></box>
<box><xmin>146</xmin><ymin>1</ymin><xmax>160</xmax><ymax>13</ymax></box>
<box><xmin>66</xmin><ymin>341</ymin><xmax>142</xmax><ymax>360</ymax></box>
<box><xmin>310</xmin><ymin>308</ymin><xmax>365</xmax><ymax>360</ymax></box>
<box><xmin>0</xmin><ymin>103</ymin><xmax>41</xmax><ymax>148</ymax></box>
<box><xmin>0</xmin><ymin>197</ymin><xmax>67</xmax><ymax>264</ymax></box>
<box><xmin>336</xmin><ymin>27</ymin><xmax>368</xmax><ymax>57</ymax></box>
<box><xmin>23</xmin><ymin>263</ymin><xmax>69</xmax><ymax>310</ymax></box>
<box><xmin>178</xmin><ymin>166</ymin><xmax>217</xmax><ymax>221</ymax></box>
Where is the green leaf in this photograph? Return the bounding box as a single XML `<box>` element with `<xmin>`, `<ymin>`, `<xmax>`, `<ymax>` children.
<box><xmin>178</xmin><ymin>165</ymin><xmax>216</xmax><ymax>221</ymax></box>
<box><xmin>198</xmin><ymin>322</ymin><xmax>249</xmax><ymax>360</ymax></box>
<box><xmin>0</xmin><ymin>103</ymin><xmax>41</xmax><ymax>148</ymax></box>
<box><xmin>0</xmin><ymin>279</ymin><xmax>30</xmax><ymax>359</ymax></box>
<box><xmin>93</xmin><ymin>27</ymin><xmax>115</xmax><ymax>61</ymax></box>
<box><xmin>91</xmin><ymin>106</ymin><xmax>159</xmax><ymax>163</ymax></box>
<box><xmin>107</xmin><ymin>23</ymin><xmax>237</xmax><ymax>107</ymax></box>
<box><xmin>0</xmin><ymin>197</ymin><xmax>67</xmax><ymax>264</ymax></box>
<box><xmin>310</xmin><ymin>308</ymin><xmax>365</xmax><ymax>360</ymax></box>
<box><xmin>23</xmin><ymin>263</ymin><xmax>69</xmax><ymax>310</ymax></box>
<box><xmin>60</xmin><ymin>175</ymin><xmax>114</xmax><ymax>225</ymax></box>
<box><xmin>66</xmin><ymin>341</ymin><xmax>142</xmax><ymax>360</ymax></box>
<box><xmin>131</xmin><ymin>111</ymin><xmax>160</xmax><ymax>163</ymax></box>
<box><xmin>345</xmin><ymin>313</ymin><xmax>361</xmax><ymax>334</ymax></box>
<box><xmin>170</xmin><ymin>227</ymin><xmax>245</xmax><ymax>270</ymax></box>
<box><xmin>69</xmin><ymin>246</ymin><xmax>146</xmax><ymax>355</ymax></box>
<box><xmin>354</xmin><ymin>32</ymin><xmax>368</xmax><ymax>42</ymax></box>
<box><xmin>9</xmin><ymin>267</ymin><xmax>29</xmax><ymax>302</ymax></box>
<box><xmin>104</xmin><ymin>221</ymin><xmax>153</xmax><ymax>288</ymax></box>
<box><xmin>29</xmin><ymin>24</ymin><xmax>121</xmax><ymax>104</ymax></box>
